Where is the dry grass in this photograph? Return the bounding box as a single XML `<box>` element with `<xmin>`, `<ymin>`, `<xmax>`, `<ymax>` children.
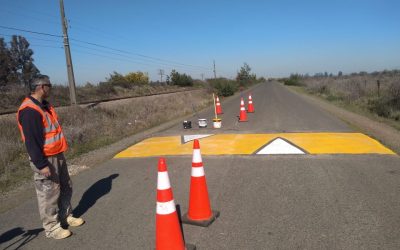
<box><xmin>0</xmin><ymin>89</ymin><xmax>212</xmax><ymax>193</ymax></box>
<box><xmin>0</xmin><ymin>83</ymin><xmax>192</xmax><ymax>110</ymax></box>
<box><xmin>301</xmin><ymin>72</ymin><xmax>400</xmax><ymax>125</ymax></box>
<box><xmin>0</xmin><ymin>85</ymin><xmax>28</xmax><ymax>111</ymax></box>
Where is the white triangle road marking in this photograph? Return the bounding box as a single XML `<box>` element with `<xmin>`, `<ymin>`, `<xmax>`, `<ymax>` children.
<box><xmin>256</xmin><ymin>138</ymin><xmax>306</xmax><ymax>155</ymax></box>
<box><xmin>181</xmin><ymin>134</ymin><xmax>214</xmax><ymax>144</ymax></box>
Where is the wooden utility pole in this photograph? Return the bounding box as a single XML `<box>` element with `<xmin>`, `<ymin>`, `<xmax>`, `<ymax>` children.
<box><xmin>60</xmin><ymin>0</ymin><xmax>77</xmax><ymax>105</ymax></box>
<box><xmin>213</xmin><ymin>60</ymin><xmax>217</xmax><ymax>79</ymax></box>
<box><xmin>158</xmin><ymin>69</ymin><xmax>164</xmax><ymax>83</ymax></box>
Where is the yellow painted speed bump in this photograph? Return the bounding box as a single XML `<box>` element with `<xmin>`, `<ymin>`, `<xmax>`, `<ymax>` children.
<box><xmin>114</xmin><ymin>133</ymin><xmax>396</xmax><ymax>158</ymax></box>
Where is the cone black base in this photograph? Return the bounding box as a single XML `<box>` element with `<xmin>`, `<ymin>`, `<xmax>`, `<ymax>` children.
<box><xmin>186</xmin><ymin>243</ymin><xmax>197</xmax><ymax>250</ymax></box>
<box><xmin>181</xmin><ymin>210</ymin><xmax>220</xmax><ymax>227</ymax></box>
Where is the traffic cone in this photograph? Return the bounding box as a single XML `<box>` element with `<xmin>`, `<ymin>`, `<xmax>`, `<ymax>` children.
<box><xmin>215</xmin><ymin>96</ymin><xmax>223</xmax><ymax>115</ymax></box>
<box><xmin>247</xmin><ymin>93</ymin><xmax>255</xmax><ymax>113</ymax></box>
<box><xmin>182</xmin><ymin>140</ymin><xmax>219</xmax><ymax>227</ymax></box>
<box><xmin>156</xmin><ymin>158</ymin><xmax>195</xmax><ymax>250</ymax></box>
<box><xmin>238</xmin><ymin>97</ymin><xmax>248</xmax><ymax>122</ymax></box>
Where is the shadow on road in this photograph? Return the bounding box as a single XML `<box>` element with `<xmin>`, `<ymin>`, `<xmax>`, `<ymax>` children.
<box><xmin>73</xmin><ymin>174</ymin><xmax>119</xmax><ymax>217</ymax></box>
<box><xmin>0</xmin><ymin>227</ymin><xmax>43</xmax><ymax>249</ymax></box>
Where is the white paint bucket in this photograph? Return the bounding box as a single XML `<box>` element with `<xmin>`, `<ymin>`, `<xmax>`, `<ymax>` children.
<box><xmin>213</xmin><ymin>118</ymin><xmax>222</xmax><ymax>128</ymax></box>
<box><xmin>198</xmin><ymin>119</ymin><xmax>207</xmax><ymax>128</ymax></box>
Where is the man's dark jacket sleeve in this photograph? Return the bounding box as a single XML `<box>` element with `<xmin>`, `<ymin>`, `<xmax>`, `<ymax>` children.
<box><xmin>19</xmin><ymin>108</ymin><xmax>49</xmax><ymax>170</ymax></box>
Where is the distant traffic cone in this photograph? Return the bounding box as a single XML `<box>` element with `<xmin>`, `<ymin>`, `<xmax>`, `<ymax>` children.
<box><xmin>238</xmin><ymin>97</ymin><xmax>248</xmax><ymax>122</ymax></box>
<box><xmin>156</xmin><ymin>158</ymin><xmax>190</xmax><ymax>250</ymax></box>
<box><xmin>182</xmin><ymin>140</ymin><xmax>219</xmax><ymax>227</ymax></box>
<box><xmin>215</xmin><ymin>96</ymin><xmax>223</xmax><ymax>115</ymax></box>
<box><xmin>247</xmin><ymin>93</ymin><xmax>255</xmax><ymax>113</ymax></box>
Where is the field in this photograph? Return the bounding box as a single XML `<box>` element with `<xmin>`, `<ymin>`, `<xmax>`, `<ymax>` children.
<box><xmin>289</xmin><ymin>71</ymin><xmax>400</xmax><ymax>130</ymax></box>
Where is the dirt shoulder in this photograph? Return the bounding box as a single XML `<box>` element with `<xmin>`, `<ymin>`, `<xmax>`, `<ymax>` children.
<box><xmin>285</xmin><ymin>84</ymin><xmax>400</xmax><ymax>155</ymax></box>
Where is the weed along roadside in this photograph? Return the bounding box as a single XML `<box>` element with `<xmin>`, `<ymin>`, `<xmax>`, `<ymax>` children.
<box><xmin>281</xmin><ymin>71</ymin><xmax>400</xmax><ymax>131</ymax></box>
<box><xmin>0</xmin><ymin>89</ymin><xmax>212</xmax><ymax>197</ymax></box>
<box><xmin>281</xmin><ymin>71</ymin><xmax>400</xmax><ymax>154</ymax></box>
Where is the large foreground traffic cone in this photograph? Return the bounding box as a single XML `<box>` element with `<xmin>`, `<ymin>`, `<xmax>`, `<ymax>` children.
<box><xmin>215</xmin><ymin>96</ymin><xmax>223</xmax><ymax>115</ymax></box>
<box><xmin>238</xmin><ymin>97</ymin><xmax>248</xmax><ymax>122</ymax></box>
<box><xmin>156</xmin><ymin>158</ymin><xmax>195</xmax><ymax>250</ymax></box>
<box><xmin>247</xmin><ymin>93</ymin><xmax>255</xmax><ymax>113</ymax></box>
<box><xmin>182</xmin><ymin>140</ymin><xmax>220</xmax><ymax>227</ymax></box>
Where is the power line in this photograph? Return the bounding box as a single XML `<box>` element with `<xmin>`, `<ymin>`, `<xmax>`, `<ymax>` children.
<box><xmin>69</xmin><ymin>38</ymin><xmax>211</xmax><ymax>71</ymax></box>
<box><xmin>72</xmin><ymin>48</ymin><xmax>206</xmax><ymax>74</ymax></box>
<box><xmin>29</xmin><ymin>44</ymin><xmax>63</xmax><ymax>49</ymax></box>
<box><xmin>72</xmin><ymin>48</ymin><xmax>158</xmax><ymax>68</ymax></box>
<box><xmin>0</xmin><ymin>33</ymin><xmax>62</xmax><ymax>44</ymax></box>
<box><xmin>0</xmin><ymin>25</ymin><xmax>214</xmax><ymax>73</ymax></box>
<box><xmin>70</xmin><ymin>42</ymin><xmax>208</xmax><ymax>72</ymax></box>
<box><xmin>64</xmin><ymin>19</ymin><xmax>212</xmax><ymax>71</ymax></box>
<box><xmin>0</xmin><ymin>9</ymin><xmax>60</xmax><ymax>26</ymax></box>
<box><xmin>0</xmin><ymin>25</ymin><xmax>62</xmax><ymax>38</ymax></box>
<box><xmin>1</xmin><ymin>4</ymin><xmax>60</xmax><ymax>19</ymax></box>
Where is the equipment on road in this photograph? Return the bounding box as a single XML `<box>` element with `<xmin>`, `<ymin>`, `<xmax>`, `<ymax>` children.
<box><xmin>247</xmin><ymin>93</ymin><xmax>255</xmax><ymax>113</ymax></box>
<box><xmin>212</xmin><ymin>93</ymin><xmax>222</xmax><ymax>128</ymax></box>
<box><xmin>198</xmin><ymin>118</ymin><xmax>208</xmax><ymax>128</ymax></box>
<box><xmin>239</xmin><ymin>97</ymin><xmax>248</xmax><ymax>122</ymax></box>
<box><xmin>212</xmin><ymin>118</ymin><xmax>222</xmax><ymax>128</ymax></box>
<box><xmin>183</xmin><ymin>120</ymin><xmax>192</xmax><ymax>129</ymax></box>
<box><xmin>156</xmin><ymin>158</ymin><xmax>188</xmax><ymax>250</ymax></box>
<box><xmin>191</xmin><ymin>103</ymin><xmax>207</xmax><ymax>128</ymax></box>
<box><xmin>215</xmin><ymin>96</ymin><xmax>223</xmax><ymax>115</ymax></box>
<box><xmin>182</xmin><ymin>140</ymin><xmax>220</xmax><ymax>227</ymax></box>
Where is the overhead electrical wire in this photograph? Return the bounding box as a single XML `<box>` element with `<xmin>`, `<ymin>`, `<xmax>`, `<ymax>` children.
<box><xmin>29</xmin><ymin>44</ymin><xmax>63</xmax><ymax>49</ymax></box>
<box><xmin>72</xmin><ymin>48</ymin><xmax>206</xmax><ymax>74</ymax></box>
<box><xmin>1</xmin><ymin>4</ymin><xmax>60</xmax><ymax>19</ymax></box>
<box><xmin>0</xmin><ymin>25</ymin><xmax>62</xmax><ymax>38</ymax></box>
<box><xmin>0</xmin><ymin>33</ymin><xmax>62</xmax><ymax>44</ymax></box>
<box><xmin>0</xmin><ymin>25</ymin><xmax>212</xmax><ymax>74</ymax></box>
<box><xmin>70</xmin><ymin>43</ymin><xmax>207</xmax><ymax>72</ymax></box>
<box><xmin>0</xmin><ymin>9</ymin><xmax>60</xmax><ymax>26</ymax></box>
<box><xmin>69</xmin><ymin>38</ymin><xmax>211</xmax><ymax>71</ymax></box>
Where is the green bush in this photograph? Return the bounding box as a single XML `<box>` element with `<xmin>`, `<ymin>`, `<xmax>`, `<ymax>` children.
<box><xmin>208</xmin><ymin>78</ymin><xmax>238</xmax><ymax>97</ymax></box>
<box><xmin>236</xmin><ymin>63</ymin><xmax>256</xmax><ymax>87</ymax></box>
<box><xmin>284</xmin><ymin>74</ymin><xmax>303</xmax><ymax>86</ymax></box>
<box><xmin>170</xmin><ymin>70</ymin><xmax>193</xmax><ymax>87</ymax></box>
<box><xmin>368</xmin><ymin>97</ymin><xmax>391</xmax><ymax>118</ymax></box>
<box><xmin>106</xmin><ymin>71</ymin><xmax>132</xmax><ymax>89</ymax></box>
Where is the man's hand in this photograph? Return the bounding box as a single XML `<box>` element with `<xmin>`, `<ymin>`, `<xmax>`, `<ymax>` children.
<box><xmin>40</xmin><ymin>166</ymin><xmax>51</xmax><ymax>177</ymax></box>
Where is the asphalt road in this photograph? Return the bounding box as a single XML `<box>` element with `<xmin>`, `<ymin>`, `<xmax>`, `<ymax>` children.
<box><xmin>1</xmin><ymin>82</ymin><xmax>399</xmax><ymax>250</ymax></box>
<box><xmin>165</xmin><ymin>81</ymin><xmax>351</xmax><ymax>135</ymax></box>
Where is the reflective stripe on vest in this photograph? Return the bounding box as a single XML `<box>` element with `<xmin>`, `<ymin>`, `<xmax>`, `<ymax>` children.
<box><xmin>45</xmin><ymin>132</ymin><xmax>64</xmax><ymax>145</ymax></box>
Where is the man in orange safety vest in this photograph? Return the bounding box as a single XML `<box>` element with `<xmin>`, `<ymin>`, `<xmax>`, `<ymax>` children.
<box><xmin>17</xmin><ymin>75</ymin><xmax>84</xmax><ymax>240</ymax></box>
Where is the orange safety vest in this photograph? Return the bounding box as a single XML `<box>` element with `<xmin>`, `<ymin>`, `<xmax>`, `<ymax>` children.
<box><xmin>17</xmin><ymin>97</ymin><xmax>68</xmax><ymax>156</ymax></box>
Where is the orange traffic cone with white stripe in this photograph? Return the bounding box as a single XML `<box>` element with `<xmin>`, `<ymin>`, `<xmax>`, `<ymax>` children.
<box><xmin>215</xmin><ymin>96</ymin><xmax>223</xmax><ymax>115</ymax></box>
<box><xmin>156</xmin><ymin>158</ymin><xmax>195</xmax><ymax>250</ymax></box>
<box><xmin>247</xmin><ymin>93</ymin><xmax>255</xmax><ymax>113</ymax></box>
<box><xmin>182</xmin><ymin>140</ymin><xmax>219</xmax><ymax>227</ymax></box>
<box><xmin>238</xmin><ymin>97</ymin><xmax>248</xmax><ymax>122</ymax></box>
